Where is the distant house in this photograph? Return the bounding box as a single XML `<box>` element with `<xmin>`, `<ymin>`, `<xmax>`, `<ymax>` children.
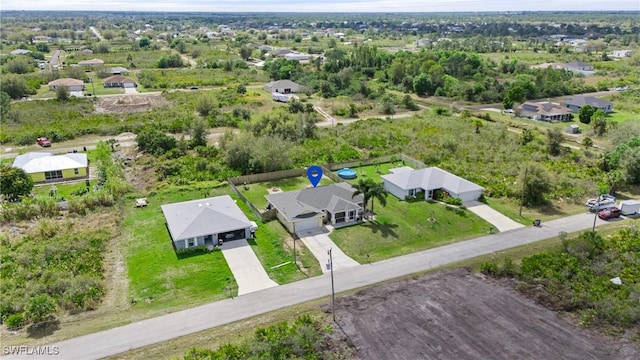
<box><xmin>103</xmin><ymin>75</ymin><xmax>137</xmax><ymax>88</ymax></box>
<box><xmin>264</xmin><ymin>79</ymin><xmax>304</xmax><ymax>94</ymax></box>
<box><xmin>610</xmin><ymin>50</ymin><xmax>633</xmax><ymax>58</ymax></box>
<box><xmin>74</xmin><ymin>49</ymin><xmax>94</xmax><ymax>55</ymax></box>
<box><xmin>78</xmin><ymin>58</ymin><xmax>104</xmax><ymax>67</ymax></box>
<box><xmin>273</xmin><ymin>48</ymin><xmax>293</xmax><ymax>57</ymax></box>
<box><xmin>32</xmin><ymin>36</ymin><xmax>50</xmax><ymax>43</ymax></box>
<box><xmin>284</xmin><ymin>53</ymin><xmax>310</xmax><ymax>61</ymax></box>
<box><xmin>12</xmin><ymin>152</ymin><xmax>88</xmax><ymax>183</ymax></box>
<box><xmin>516</xmin><ymin>101</ymin><xmax>573</xmax><ymax>122</ymax></box>
<box><xmin>266</xmin><ymin>183</ymin><xmax>364</xmax><ymax>233</ymax></box>
<box><xmin>47</xmin><ymin>78</ymin><xmax>85</xmax><ymax>92</ymax></box>
<box><xmin>382</xmin><ymin>166</ymin><xmax>483</xmax><ymax>203</ymax></box>
<box><xmin>10</xmin><ymin>49</ymin><xmax>31</xmax><ymax>55</ymax></box>
<box><xmin>108</xmin><ymin>67</ymin><xmax>129</xmax><ymax>75</ymax></box>
<box><xmin>564</xmin><ymin>61</ymin><xmax>594</xmax><ymax>71</ymax></box>
<box><xmin>564</xmin><ymin>96</ymin><xmax>613</xmax><ymax>114</ymax></box>
<box><xmin>161</xmin><ymin>195</ymin><xmax>257</xmax><ymax>250</ymax></box>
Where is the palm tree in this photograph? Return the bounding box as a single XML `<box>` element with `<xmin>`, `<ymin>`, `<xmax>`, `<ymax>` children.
<box><xmin>367</xmin><ymin>181</ymin><xmax>388</xmax><ymax>214</ymax></box>
<box><xmin>352</xmin><ymin>178</ymin><xmax>372</xmax><ymax>215</ymax></box>
<box><xmin>352</xmin><ymin>178</ymin><xmax>388</xmax><ymax>215</ymax></box>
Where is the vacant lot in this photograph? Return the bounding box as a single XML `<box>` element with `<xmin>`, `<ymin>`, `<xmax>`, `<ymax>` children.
<box><xmin>336</xmin><ymin>268</ymin><xmax>637</xmax><ymax>360</ymax></box>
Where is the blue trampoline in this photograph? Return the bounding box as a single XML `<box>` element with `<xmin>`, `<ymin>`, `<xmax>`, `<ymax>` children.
<box><xmin>337</xmin><ymin>168</ymin><xmax>357</xmax><ymax>179</ymax></box>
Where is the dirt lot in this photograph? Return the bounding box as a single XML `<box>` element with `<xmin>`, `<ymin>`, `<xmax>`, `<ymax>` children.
<box><xmin>335</xmin><ymin>268</ymin><xmax>638</xmax><ymax>360</ymax></box>
<box><xmin>94</xmin><ymin>94</ymin><xmax>169</xmax><ymax>113</ymax></box>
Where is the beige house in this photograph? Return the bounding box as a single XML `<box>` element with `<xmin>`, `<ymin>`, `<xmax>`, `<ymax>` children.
<box><xmin>103</xmin><ymin>75</ymin><xmax>137</xmax><ymax>88</ymax></box>
<box><xmin>47</xmin><ymin>78</ymin><xmax>85</xmax><ymax>92</ymax></box>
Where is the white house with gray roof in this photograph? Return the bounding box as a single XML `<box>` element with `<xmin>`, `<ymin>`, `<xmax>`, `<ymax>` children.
<box><xmin>563</xmin><ymin>96</ymin><xmax>613</xmax><ymax>114</ymax></box>
<box><xmin>266</xmin><ymin>183</ymin><xmax>364</xmax><ymax>233</ymax></box>
<box><xmin>382</xmin><ymin>166</ymin><xmax>483</xmax><ymax>203</ymax></box>
<box><xmin>161</xmin><ymin>195</ymin><xmax>256</xmax><ymax>250</ymax></box>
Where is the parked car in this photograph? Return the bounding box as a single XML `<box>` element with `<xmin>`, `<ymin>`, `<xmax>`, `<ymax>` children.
<box><xmin>598</xmin><ymin>207</ymin><xmax>621</xmax><ymax>220</ymax></box>
<box><xmin>36</xmin><ymin>137</ymin><xmax>51</xmax><ymax>147</ymax></box>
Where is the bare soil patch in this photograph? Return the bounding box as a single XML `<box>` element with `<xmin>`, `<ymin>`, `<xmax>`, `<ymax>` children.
<box><xmin>334</xmin><ymin>268</ymin><xmax>638</xmax><ymax>360</ymax></box>
<box><xmin>95</xmin><ymin>94</ymin><xmax>170</xmax><ymax>114</ymax></box>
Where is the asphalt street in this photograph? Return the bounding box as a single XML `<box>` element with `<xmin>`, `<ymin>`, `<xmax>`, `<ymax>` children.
<box><xmin>3</xmin><ymin>211</ymin><xmax>611</xmax><ymax>360</ymax></box>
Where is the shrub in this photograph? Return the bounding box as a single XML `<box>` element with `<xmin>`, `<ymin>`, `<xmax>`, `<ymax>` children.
<box><xmin>5</xmin><ymin>313</ymin><xmax>24</xmax><ymax>329</ymax></box>
<box><xmin>479</xmin><ymin>261</ymin><xmax>498</xmax><ymax>275</ymax></box>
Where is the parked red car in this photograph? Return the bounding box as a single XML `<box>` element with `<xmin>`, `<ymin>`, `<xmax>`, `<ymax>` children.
<box><xmin>36</xmin><ymin>137</ymin><xmax>51</xmax><ymax>147</ymax></box>
<box><xmin>598</xmin><ymin>207</ymin><xmax>621</xmax><ymax>220</ymax></box>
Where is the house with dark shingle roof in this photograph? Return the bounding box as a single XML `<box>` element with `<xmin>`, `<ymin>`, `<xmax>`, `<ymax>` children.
<box><xmin>564</xmin><ymin>96</ymin><xmax>613</xmax><ymax>114</ymax></box>
<box><xmin>161</xmin><ymin>195</ymin><xmax>256</xmax><ymax>250</ymax></box>
<box><xmin>516</xmin><ymin>101</ymin><xmax>573</xmax><ymax>122</ymax></box>
<box><xmin>266</xmin><ymin>183</ymin><xmax>364</xmax><ymax>233</ymax></box>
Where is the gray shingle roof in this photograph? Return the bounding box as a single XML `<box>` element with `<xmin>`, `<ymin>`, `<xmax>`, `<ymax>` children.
<box><xmin>382</xmin><ymin>167</ymin><xmax>483</xmax><ymax>194</ymax></box>
<box><xmin>564</xmin><ymin>96</ymin><xmax>612</xmax><ymax>109</ymax></box>
<box><xmin>161</xmin><ymin>195</ymin><xmax>252</xmax><ymax>242</ymax></box>
<box><xmin>265</xmin><ymin>183</ymin><xmax>363</xmax><ymax>222</ymax></box>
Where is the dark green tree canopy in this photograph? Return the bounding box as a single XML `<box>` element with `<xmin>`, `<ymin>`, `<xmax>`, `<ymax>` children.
<box><xmin>0</xmin><ymin>165</ymin><xmax>34</xmax><ymax>200</ymax></box>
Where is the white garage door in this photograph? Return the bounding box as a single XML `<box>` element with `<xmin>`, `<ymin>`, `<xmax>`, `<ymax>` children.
<box><xmin>294</xmin><ymin>217</ymin><xmax>320</xmax><ymax>232</ymax></box>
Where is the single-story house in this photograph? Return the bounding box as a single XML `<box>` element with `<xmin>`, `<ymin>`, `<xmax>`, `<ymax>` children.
<box><xmin>273</xmin><ymin>48</ymin><xmax>292</xmax><ymax>57</ymax></box>
<box><xmin>564</xmin><ymin>61</ymin><xmax>594</xmax><ymax>71</ymax></box>
<box><xmin>516</xmin><ymin>101</ymin><xmax>573</xmax><ymax>122</ymax></box>
<box><xmin>266</xmin><ymin>183</ymin><xmax>364</xmax><ymax>233</ymax></box>
<box><xmin>10</xmin><ymin>49</ymin><xmax>31</xmax><ymax>55</ymax></box>
<box><xmin>264</xmin><ymin>79</ymin><xmax>305</xmax><ymax>94</ymax></box>
<box><xmin>284</xmin><ymin>53</ymin><xmax>310</xmax><ymax>61</ymax></box>
<box><xmin>103</xmin><ymin>75</ymin><xmax>137</xmax><ymax>88</ymax></box>
<box><xmin>564</xmin><ymin>96</ymin><xmax>613</xmax><ymax>114</ymax></box>
<box><xmin>47</xmin><ymin>78</ymin><xmax>85</xmax><ymax>92</ymax></box>
<box><xmin>161</xmin><ymin>195</ymin><xmax>257</xmax><ymax>250</ymax></box>
<box><xmin>78</xmin><ymin>58</ymin><xmax>104</xmax><ymax>67</ymax></box>
<box><xmin>610</xmin><ymin>50</ymin><xmax>632</xmax><ymax>58</ymax></box>
<box><xmin>12</xmin><ymin>152</ymin><xmax>88</xmax><ymax>183</ymax></box>
<box><xmin>382</xmin><ymin>166</ymin><xmax>483</xmax><ymax>203</ymax></box>
<box><xmin>108</xmin><ymin>67</ymin><xmax>129</xmax><ymax>75</ymax></box>
<box><xmin>74</xmin><ymin>49</ymin><xmax>94</xmax><ymax>55</ymax></box>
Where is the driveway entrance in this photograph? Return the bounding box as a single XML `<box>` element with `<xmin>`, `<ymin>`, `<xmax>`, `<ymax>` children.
<box><xmin>220</xmin><ymin>239</ymin><xmax>278</xmax><ymax>295</ymax></box>
<box><xmin>296</xmin><ymin>227</ymin><xmax>359</xmax><ymax>273</ymax></box>
<box><xmin>464</xmin><ymin>201</ymin><xmax>524</xmax><ymax>232</ymax></box>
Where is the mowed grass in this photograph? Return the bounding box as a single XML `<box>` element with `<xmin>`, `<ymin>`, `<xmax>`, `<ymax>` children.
<box><xmin>330</xmin><ymin>196</ymin><xmax>491</xmax><ymax>263</ymax></box>
<box><xmin>122</xmin><ymin>183</ymin><xmax>319</xmax><ymax>310</ymax></box>
<box><xmin>123</xmin><ymin>186</ymin><xmax>237</xmax><ymax>310</ymax></box>
<box><xmin>484</xmin><ymin>196</ymin><xmax>587</xmax><ymax>224</ymax></box>
<box><xmin>240</xmin><ymin>175</ymin><xmax>334</xmax><ymax>210</ymax></box>
<box><xmin>340</xmin><ymin>162</ymin><xmax>405</xmax><ymax>184</ymax></box>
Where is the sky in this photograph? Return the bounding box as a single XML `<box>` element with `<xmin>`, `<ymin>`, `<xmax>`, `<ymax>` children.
<box><xmin>1</xmin><ymin>0</ymin><xmax>638</xmax><ymax>12</ymax></box>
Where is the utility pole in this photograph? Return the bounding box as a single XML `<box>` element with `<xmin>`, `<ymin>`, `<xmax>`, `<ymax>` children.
<box><xmin>592</xmin><ymin>193</ymin><xmax>599</xmax><ymax>231</ymax></box>
<box><xmin>328</xmin><ymin>248</ymin><xmax>336</xmax><ymax>322</ymax></box>
<box><xmin>90</xmin><ymin>76</ymin><xmax>96</xmax><ymax>99</ymax></box>
<box><xmin>519</xmin><ymin>166</ymin><xmax>528</xmax><ymax>217</ymax></box>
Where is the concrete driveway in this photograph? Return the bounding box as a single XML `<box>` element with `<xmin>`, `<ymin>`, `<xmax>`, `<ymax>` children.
<box><xmin>124</xmin><ymin>87</ymin><xmax>139</xmax><ymax>94</ymax></box>
<box><xmin>296</xmin><ymin>227</ymin><xmax>359</xmax><ymax>273</ymax></box>
<box><xmin>465</xmin><ymin>201</ymin><xmax>524</xmax><ymax>232</ymax></box>
<box><xmin>220</xmin><ymin>239</ymin><xmax>278</xmax><ymax>296</ymax></box>
<box><xmin>11</xmin><ymin>212</ymin><xmax>614</xmax><ymax>360</ymax></box>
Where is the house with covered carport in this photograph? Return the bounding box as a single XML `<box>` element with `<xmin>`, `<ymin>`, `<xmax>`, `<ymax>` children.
<box><xmin>161</xmin><ymin>195</ymin><xmax>257</xmax><ymax>251</ymax></box>
<box><xmin>266</xmin><ymin>183</ymin><xmax>364</xmax><ymax>233</ymax></box>
<box><xmin>382</xmin><ymin>166</ymin><xmax>483</xmax><ymax>203</ymax></box>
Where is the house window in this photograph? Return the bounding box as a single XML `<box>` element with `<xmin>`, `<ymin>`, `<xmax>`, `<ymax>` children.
<box><xmin>44</xmin><ymin>170</ymin><xmax>63</xmax><ymax>180</ymax></box>
<box><xmin>187</xmin><ymin>238</ymin><xmax>195</xmax><ymax>248</ymax></box>
<box><xmin>74</xmin><ymin>168</ymin><xmax>79</xmax><ymax>175</ymax></box>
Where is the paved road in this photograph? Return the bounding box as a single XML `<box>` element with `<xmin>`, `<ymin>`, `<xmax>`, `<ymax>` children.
<box><xmin>2</xmin><ymin>211</ymin><xmax>612</xmax><ymax>360</ymax></box>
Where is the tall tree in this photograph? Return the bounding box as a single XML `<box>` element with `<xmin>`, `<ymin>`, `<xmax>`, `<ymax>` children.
<box><xmin>547</xmin><ymin>128</ymin><xmax>564</xmax><ymax>156</ymax></box>
<box><xmin>352</xmin><ymin>178</ymin><xmax>388</xmax><ymax>214</ymax></box>
<box><xmin>0</xmin><ymin>165</ymin><xmax>34</xmax><ymax>200</ymax></box>
<box><xmin>578</xmin><ymin>105</ymin><xmax>595</xmax><ymax>124</ymax></box>
<box><xmin>592</xmin><ymin>110</ymin><xmax>608</xmax><ymax>136</ymax></box>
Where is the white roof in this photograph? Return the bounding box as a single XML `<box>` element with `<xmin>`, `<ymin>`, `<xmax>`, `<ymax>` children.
<box><xmin>382</xmin><ymin>167</ymin><xmax>483</xmax><ymax>194</ymax></box>
<box><xmin>161</xmin><ymin>195</ymin><xmax>253</xmax><ymax>241</ymax></box>
<box><xmin>12</xmin><ymin>152</ymin><xmax>88</xmax><ymax>173</ymax></box>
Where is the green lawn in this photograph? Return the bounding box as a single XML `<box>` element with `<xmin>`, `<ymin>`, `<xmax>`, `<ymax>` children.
<box><xmin>340</xmin><ymin>162</ymin><xmax>406</xmax><ymax>185</ymax></box>
<box><xmin>484</xmin><ymin>196</ymin><xmax>587</xmax><ymax>224</ymax></box>
<box><xmin>32</xmin><ymin>180</ymin><xmax>97</xmax><ymax>200</ymax></box>
<box><xmin>122</xmin><ymin>183</ymin><xmax>319</xmax><ymax>310</ymax></box>
<box><xmin>240</xmin><ymin>175</ymin><xmax>334</xmax><ymax>210</ymax></box>
<box><xmin>607</xmin><ymin>111</ymin><xmax>639</xmax><ymax>123</ymax></box>
<box><xmin>330</xmin><ymin>196</ymin><xmax>491</xmax><ymax>263</ymax></box>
